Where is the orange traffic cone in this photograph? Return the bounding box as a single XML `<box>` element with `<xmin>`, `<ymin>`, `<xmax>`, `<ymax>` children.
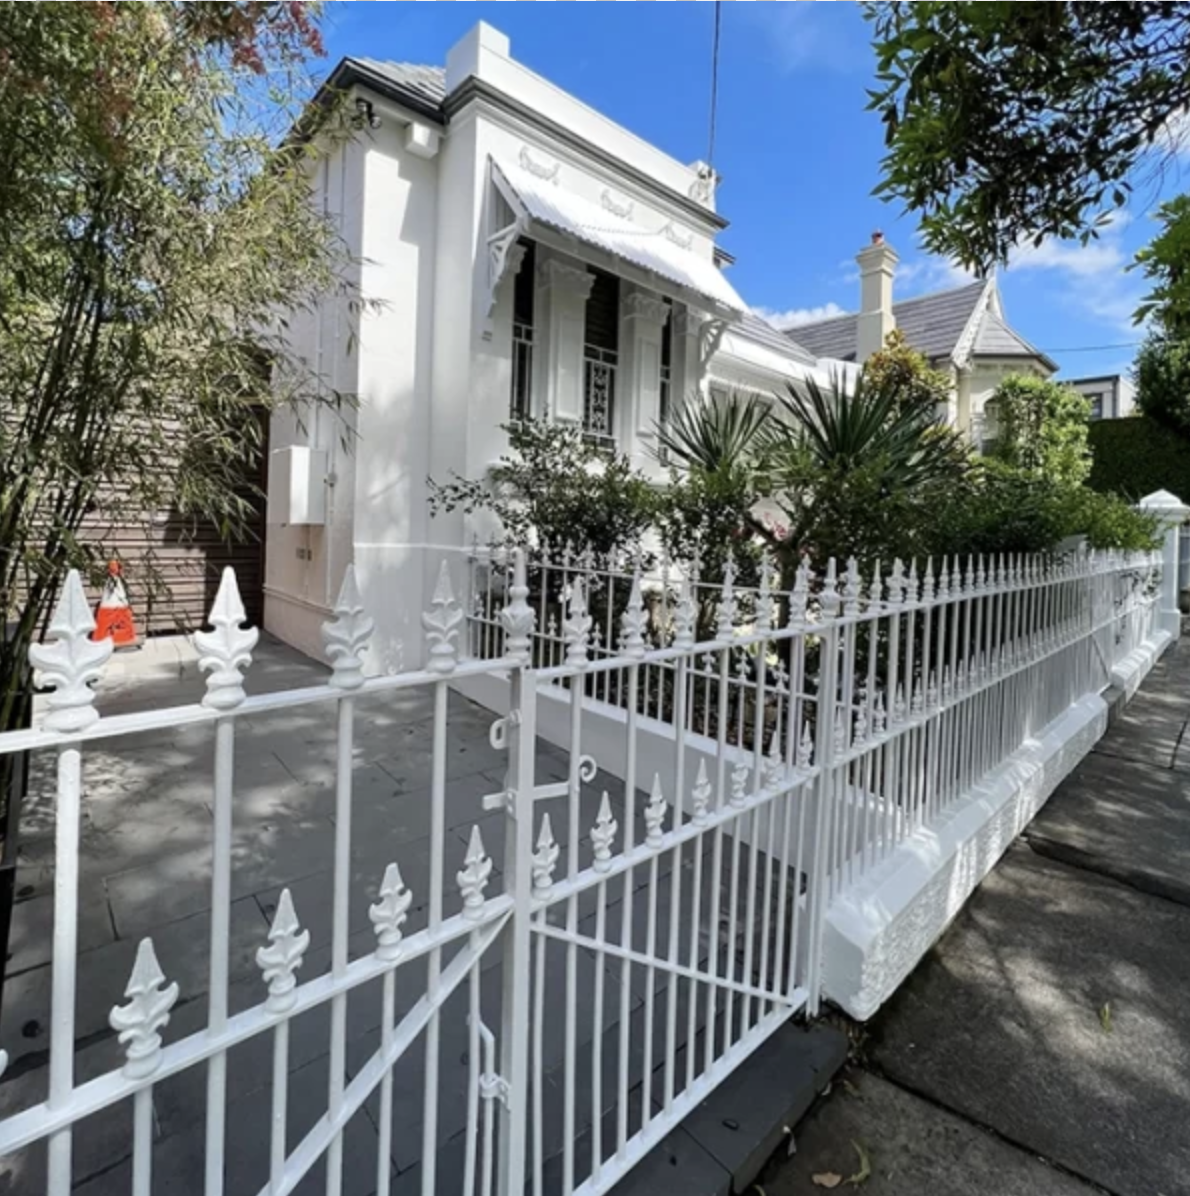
<box><xmin>93</xmin><ymin>560</ymin><xmax>139</xmax><ymax>649</ymax></box>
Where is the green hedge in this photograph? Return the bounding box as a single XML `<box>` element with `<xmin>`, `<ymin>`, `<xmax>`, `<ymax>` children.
<box><xmin>1087</xmin><ymin>416</ymin><xmax>1190</xmax><ymax>502</ymax></box>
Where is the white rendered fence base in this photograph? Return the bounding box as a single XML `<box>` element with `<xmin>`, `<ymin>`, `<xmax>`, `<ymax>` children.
<box><xmin>821</xmin><ymin>691</ymin><xmax>1108</xmax><ymax>1019</ymax></box>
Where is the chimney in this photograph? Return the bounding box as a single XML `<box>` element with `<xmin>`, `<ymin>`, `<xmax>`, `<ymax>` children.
<box><xmin>856</xmin><ymin>231</ymin><xmax>898</xmax><ymax>362</ymax></box>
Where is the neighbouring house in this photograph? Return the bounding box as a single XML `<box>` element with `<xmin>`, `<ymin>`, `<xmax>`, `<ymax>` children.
<box><xmin>265</xmin><ymin>21</ymin><xmax>831</xmax><ymax>671</ymax></box>
<box><xmin>784</xmin><ymin>234</ymin><xmax>1057</xmax><ymax>445</ymax></box>
<box><xmin>1064</xmin><ymin>373</ymin><xmax>1137</xmax><ymax>420</ymax></box>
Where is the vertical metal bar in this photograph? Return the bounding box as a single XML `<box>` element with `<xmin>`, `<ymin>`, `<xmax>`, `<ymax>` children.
<box><xmin>562</xmin><ymin>684</ymin><xmax>582</xmax><ymax>1196</ymax></box>
<box><xmin>131</xmin><ymin>1086</ymin><xmax>154</xmax><ymax>1196</ymax></box>
<box><xmin>205</xmin><ymin>716</ymin><xmax>235</xmax><ymax>1196</ymax></box>
<box><xmin>375</xmin><ymin>972</ymin><xmax>395</xmax><ymax>1196</ymax></box>
<box><xmin>327</xmin><ymin>696</ymin><xmax>354</xmax><ymax>1196</ymax></box>
<box><xmin>702</xmin><ymin>646</ymin><xmax>730</xmax><ymax>1075</ymax></box>
<box><xmin>498</xmin><ymin>667</ymin><xmax>537</xmax><ymax>1196</ymax></box>
<box><xmin>269</xmin><ymin>1022</ymin><xmax>290</xmax><ymax>1193</ymax></box>
<box><xmin>806</xmin><ymin>622</ymin><xmax>838</xmax><ymax>1013</ymax></box>
<box><xmin>590</xmin><ymin>875</ymin><xmax>608</xmax><ymax>1184</ymax></box>
<box><xmin>420</xmin><ymin>683</ymin><xmax>448</xmax><ymax>1196</ymax></box>
<box><xmin>616</xmin><ymin>662</ymin><xmax>639</xmax><ymax>1157</ymax></box>
<box><xmin>464</xmin><ymin>929</ymin><xmax>482</xmax><ymax>1196</ymax></box>
<box><xmin>662</xmin><ymin>651</ymin><xmax>688</xmax><ymax>1110</ymax></box>
<box><xmin>46</xmin><ymin>743</ymin><xmax>81</xmax><ymax>1196</ymax></box>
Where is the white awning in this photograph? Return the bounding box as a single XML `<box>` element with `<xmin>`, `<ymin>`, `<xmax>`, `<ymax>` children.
<box><xmin>491</xmin><ymin>158</ymin><xmax>745</xmax><ymax>317</ymax></box>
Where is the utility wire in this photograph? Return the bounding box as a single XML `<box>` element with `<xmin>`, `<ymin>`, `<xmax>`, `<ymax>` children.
<box><xmin>707</xmin><ymin>0</ymin><xmax>722</xmax><ymax>168</ymax></box>
<box><xmin>1040</xmin><ymin>341</ymin><xmax>1142</xmax><ymax>353</ymax></box>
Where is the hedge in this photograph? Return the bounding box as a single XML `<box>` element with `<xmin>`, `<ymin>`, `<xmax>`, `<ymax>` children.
<box><xmin>1087</xmin><ymin>416</ymin><xmax>1190</xmax><ymax>502</ymax></box>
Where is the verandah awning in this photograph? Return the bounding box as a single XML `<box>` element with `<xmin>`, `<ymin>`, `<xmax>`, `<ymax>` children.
<box><xmin>490</xmin><ymin>157</ymin><xmax>746</xmax><ymax>318</ymax></box>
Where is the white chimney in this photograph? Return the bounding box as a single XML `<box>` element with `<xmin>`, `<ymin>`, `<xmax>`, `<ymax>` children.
<box><xmin>856</xmin><ymin>231</ymin><xmax>898</xmax><ymax>362</ymax></box>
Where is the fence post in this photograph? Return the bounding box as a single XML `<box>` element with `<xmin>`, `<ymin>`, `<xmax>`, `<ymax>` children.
<box><xmin>1139</xmin><ymin>490</ymin><xmax>1190</xmax><ymax>641</ymax></box>
<box><xmin>497</xmin><ymin>659</ymin><xmax>537</xmax><ymax>1196</ymax></box>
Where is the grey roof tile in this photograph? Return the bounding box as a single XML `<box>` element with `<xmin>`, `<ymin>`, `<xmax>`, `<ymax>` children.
<box><xmin>349</xmin><ymin>59</ymin><xmax>447</xmax><ymax>111</ymax></box>
<box><xmin>738</xmin><ymin>311</ymin><xmax>817</xmax><ymax>365</ymax></box>
<box><xmin>786</xmin><ymin>280</ymin><xmax>988</xmax><ymax>363</ymax></box>
<box><xmin>973</xmin><ymin>310</ymin><xmax>1046</xmax><ymax>360</ymax></box>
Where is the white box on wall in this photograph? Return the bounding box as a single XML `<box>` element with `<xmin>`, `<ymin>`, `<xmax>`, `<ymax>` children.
<box><xmin>268</xmin><ymin>446</ymin><xmax>328</xmax><ymax>526</ymax></box>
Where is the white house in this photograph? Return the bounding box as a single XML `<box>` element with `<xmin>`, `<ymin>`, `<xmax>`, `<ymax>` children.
<box><xmin>1064</xmin><ymin>373</ymin><xmax>1137</xmax><ymax>420</ymax></box>
<box><xmin>786</xmin><ymin>234</ymin><xmax>1057</xmax><ymax>444</ymax></box>
<box><xmin>266</xmin><ymin>22</ymin><xmax>833</xmax><ymax>671</ymax></box>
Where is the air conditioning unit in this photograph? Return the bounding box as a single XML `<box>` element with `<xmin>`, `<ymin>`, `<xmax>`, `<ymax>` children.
<box><xmin>268</xmin><ymin>446</ymin><xmax>327</xmax><ymax>526</ymax></box>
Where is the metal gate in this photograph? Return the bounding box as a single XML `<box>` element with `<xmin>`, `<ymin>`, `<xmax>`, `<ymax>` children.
<box><xmin>0</xmin><ymin>551</ymin><xmax>819</xmax><ymax>1196</ymax></box>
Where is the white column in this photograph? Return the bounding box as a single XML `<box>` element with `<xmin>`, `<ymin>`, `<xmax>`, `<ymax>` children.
<box><xmin>535</xmin><ymin>255</ymin><xmax>594</xmax><ymax>424</ymax></box>
<box><xmin>671</xmin><ymin>305</ymin><xmax>705</xmax><ymax>411</ymax></box>
<box><xmin>1140</xmin><ymin>489</ymin><xmax>1190</xmax><ymax>639</ymax></box>
<box><xmin>621</xmin><ymin>288</ymin><xmax>670</xmax><ymax>463</ymax></box>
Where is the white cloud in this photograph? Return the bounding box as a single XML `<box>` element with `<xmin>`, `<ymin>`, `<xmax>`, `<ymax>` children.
<box><xmin>746</xmin><ymin>0</ymin><xmax>862</xmax><ymax>73</ymax></box>
<box><xmin>752</xmin><ymin>302</ymin><xmax>846</xmax><ymax>329</ymax></box>
<box><xmin>894</xmin><ymin>257</ymin><xmax>976</xmax><ymax>295</ymax></box>
<box><xmin>1007</xmin><ymin>238</ymin><xmax>1127</xmax><ymax>277</ymax></box>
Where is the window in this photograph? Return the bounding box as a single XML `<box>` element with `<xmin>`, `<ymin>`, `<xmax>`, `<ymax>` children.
<box><xmin>582</xmin><ymin>268</ymin><xmax>620</xmax><ymax>447</ymax></box>
<box><xmin>658</xmin><ymin>300</ymin><xmax>673</xmax><ymax>462</ymax></box>
<box><xmin>1086</xmin><ymin>392</ymin><xmax>1105</xmax><ymax>420</ymax></box>
<box><xmin>510</xmin><ymin>239</ymin><xmax>536</xmax><ymax>421</ymax></box>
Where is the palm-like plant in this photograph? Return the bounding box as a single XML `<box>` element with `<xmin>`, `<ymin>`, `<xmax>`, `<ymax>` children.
<box><xmin>769</xmin><ymin>370</ymin><xmax>967</xmax><ymax>490</ymax></box>
<box><xmin>652</xmin><ymin>390</ymin><xmax>771</xmax><ymax>476</ymax></box>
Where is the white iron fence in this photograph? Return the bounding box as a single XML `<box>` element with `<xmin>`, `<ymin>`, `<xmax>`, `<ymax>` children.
<box><xmin>0</xmin><ymin>541</ymin><xmax>1162</xmax><ymax>1196</ymax></box>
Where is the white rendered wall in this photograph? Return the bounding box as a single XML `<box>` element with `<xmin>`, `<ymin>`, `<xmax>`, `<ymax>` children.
<box><xmin>352</xmin><ymin>116</ymin><xmax>442</xmax><ymax>674</ymax></box>
<box><xmin>264</xmin><ymin>138</ymin><xmax>365</xmax><ymax>661</ymax></box>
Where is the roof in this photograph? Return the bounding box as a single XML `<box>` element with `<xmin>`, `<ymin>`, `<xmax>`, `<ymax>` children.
<box><xmin>326</xmin><ymin>59</ymin><xmax>448</xmax><ymax>124</ymax></box>
<box><xmin>737</xmin><ymin>311</ymin><xmax>817</xmax><ymax>365</ymax></box>
<box><xmin>492</xmin><ymin>158</ymin><xmax>746</xmax><ymax>315</ymax></box>
<box><xmin>353</xmin><ymin>59</ymin><xmax>446</xmax><ymax>108</ymax></box>
<box><xmin>972</xmin><ymin>309</ymin><xmax>1049</xmax><ymax>362</ymax></box>
<box><xmin>787</xmin><ymin>281</ymin><xmax>988</xmax><ymax>363</ymax></box>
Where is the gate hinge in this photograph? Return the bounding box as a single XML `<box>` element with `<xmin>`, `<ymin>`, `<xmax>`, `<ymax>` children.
<box><xmin>480</xmin><ymin>1071</ymin><xmax>511</xmax><ymax>1109</ymax></box>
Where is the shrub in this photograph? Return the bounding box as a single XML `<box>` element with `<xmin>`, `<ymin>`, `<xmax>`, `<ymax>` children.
<box><xmin>427</xmin><ymin>418</ymin><xmax>657</xmax><ymax>557</ymax></box>
<box><xmin>1134</xmin><ymin>334</ymin><xmax>1190</xmax><ymax>437</ymax></box>
<box><xmin>1087</xmin><ymin>415</ymin><xmax>1190</xmax><ymax>502</ymax></box>
<box><xmin>985</xmin><ymin>374</ymin><xmax>1092</xmax><ymax>485</ymax></box>
<box><xmin>930</xmin><ymin>461</ymin><xmax>1161</xmax><ymax>556</ymax></box>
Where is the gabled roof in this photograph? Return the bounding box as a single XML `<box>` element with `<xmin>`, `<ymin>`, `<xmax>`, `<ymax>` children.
<box><xmin>972</xmin><ymin>309</ymin><xmax>1050</xmax><ymax>362</ymax></box>
<box><xmin>352</xmin><ymin>60</ymin><xmax>447</xmax><ymax>109</ymax></box>
<box><xmin>787</xmin><ymin>281</ymin><xmax>988</xmax><ymax>363</ymax></box>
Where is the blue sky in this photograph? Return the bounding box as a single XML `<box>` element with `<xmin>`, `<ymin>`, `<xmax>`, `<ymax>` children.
<box><xmin>321</xmin><ymin>1</ymin><xmax>1190</xmax><ymax>380</ymax></box>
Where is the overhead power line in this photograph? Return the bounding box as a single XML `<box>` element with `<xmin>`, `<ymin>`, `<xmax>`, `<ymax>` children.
<box><xmin>706</xmin><ymin>0</ymin><xmax>722</xmax><ymax>168</ymax></box>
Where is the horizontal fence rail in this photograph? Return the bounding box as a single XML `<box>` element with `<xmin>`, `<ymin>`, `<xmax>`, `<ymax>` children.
<box><xmin>0</xmin><ymin>538</ymin><xmax>1163</xmax><ymax>1196</ymax></box>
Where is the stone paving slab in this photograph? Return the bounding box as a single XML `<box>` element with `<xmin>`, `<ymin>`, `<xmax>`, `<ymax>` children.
<box><xmin>1027</xmin><ymin>750</ymin><xmax>1190</xmax><ymax>906</ymax></box>
<box><xmin>869</xmin><ymin>844</ymin><xmax>1190</xmax><ymax>1196</ymax></box>
<box><xmin>756</xmin><ymin>1070</ymin><xmax>1103</xmax><ymax>1196</ymax></box>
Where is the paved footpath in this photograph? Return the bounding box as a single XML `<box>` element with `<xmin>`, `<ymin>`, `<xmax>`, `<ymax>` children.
<box><xmin>758</xmin><ymin>642</ymin><xmax>1190</xmax><ymax>1196</ymax></box>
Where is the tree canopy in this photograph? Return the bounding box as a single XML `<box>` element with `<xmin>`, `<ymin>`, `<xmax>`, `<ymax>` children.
<box><xmin>0</xmin><ymin>1</ymin><xmax>354</xmax><ymax>739</ymax></box>
<box><xmin>866</xmin><ymin>2</ymin><xmax>1190</xmax><ymax>270</ymax></box>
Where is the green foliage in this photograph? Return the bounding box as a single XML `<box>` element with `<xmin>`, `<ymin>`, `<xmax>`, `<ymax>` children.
<box><xmin>1134</xmin><ymin>335</ymin><xmax>1190</xmax><ymax>436</ymax></box>
<box><xmin>760</xmin><ymin>370</ymin><xmax>970</xmax><ymax>575</ymax></box>
<box><xmin>986</xmin><ymin>375</ymin><xmax>1092</xmax><ymax>485</ymax></box>
<box><xmin>1088</xmin><ymin>415</ymin><xmax>1190</xmax><ymax>502</ymax></box>
<box><xmin>865</xmin><ymin>2</ymin><xmax>1190</xmax><ymax>269</ymax></box>
<box><xmin>862</xmin><ymin>330</ymin><xmax>953</xmax><ymax>414</ymax></box>
<box><xmin>0</xmin><ymin>2</ymin><xmax>349</xmax><ymax>738</ymax></box>
<box><xmin>932</xmin><ymin>461</ymin><xmax>1161</xmax><ymax>556</ymax></box>
<box><xmin>428</xmin><ymin>419</ymin><xmax>658</xmax><ymax>558</ymax></box>
<box><xmin>653</xmin><ymin>390</ymin><xmax>771</xmax><ymax>478</ymax></box>
<box><xmin>1135</xmin><ymin>195</ymin><xmax>1190</xmax><ymax>338</ymax></box>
